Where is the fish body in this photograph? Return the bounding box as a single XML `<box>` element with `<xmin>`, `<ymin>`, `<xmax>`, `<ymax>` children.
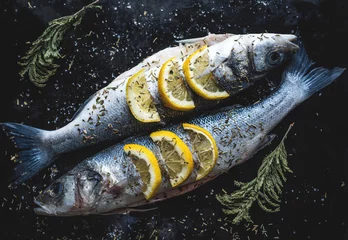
<box><xmin>33</xmin><ymin>46</ymin><xmax>345</xmax><ymax>216</ymax></box>
<box><xmin>2</xmin><ymin>33</ymin><xmax>298</xmax><ymax>184</ymax></box>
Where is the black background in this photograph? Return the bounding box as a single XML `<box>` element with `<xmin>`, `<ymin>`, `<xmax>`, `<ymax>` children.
<box><xmin>1</xmin><ymin>0</ymin><xmax>348</xmax><ymax>239</ymax></box>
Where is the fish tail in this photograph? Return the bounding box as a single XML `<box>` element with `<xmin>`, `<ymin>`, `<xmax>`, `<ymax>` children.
<box><xmin>1</xmin><ymin>123</ymin><xmax>55</xmax><ymax>185</ymax></box>
<box><xmin>282</xmin><ymin>44</ymin><xmax>345</xmax><ymax>101</ymax></box>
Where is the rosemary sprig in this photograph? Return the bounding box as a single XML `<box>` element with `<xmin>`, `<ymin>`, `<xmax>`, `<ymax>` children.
<box><xmin>18</xmin><ymin>0</ymin><xmax>101</xmax><ymax>87</ymax></box>
<box><xmin>216</xmin><ymin>123</ymin><xmax>294</xmax><ymax>225</ymax></box>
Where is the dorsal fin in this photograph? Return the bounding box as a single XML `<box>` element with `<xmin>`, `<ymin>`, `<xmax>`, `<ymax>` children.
<box><xmin>175</xmin><ymin>33</ymin><xmax>234</xmax><ymax>45</ymax></box>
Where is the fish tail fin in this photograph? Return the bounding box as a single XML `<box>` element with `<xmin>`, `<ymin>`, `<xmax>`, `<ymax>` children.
<box><xmin>282</xmin><ymin>44</ymin><xmax>345</xmax><ymax>101</ymax></box>
<box><xmin>1</xmin><ymin>123</ymin><xmax>55</xmax><ymax>185</ymax></box>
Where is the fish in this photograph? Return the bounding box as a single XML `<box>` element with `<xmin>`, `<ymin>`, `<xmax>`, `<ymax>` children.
<box><xmin>33</xmin><ymin>45</ymin><xmax>345</xmax><ymax>216</ymax></box>
<box><xmin>1</xmin><ymin>33</ymin><xmax>299</xmax><ymax>185</ymax></box>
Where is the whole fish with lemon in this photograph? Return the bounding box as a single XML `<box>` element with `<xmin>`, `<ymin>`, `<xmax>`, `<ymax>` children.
<box><xmin>1</xmin><ymin>33</ymin><xmax>298</xmax><ymax>184</ymax></box>
<box><xmin>33</xmin><ymin>46</ymin><xmax>344</xmax><ymax>216</ymax></box>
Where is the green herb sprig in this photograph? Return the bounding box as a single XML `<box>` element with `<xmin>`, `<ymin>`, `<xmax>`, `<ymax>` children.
<box><xmin>216</xmin><ymin>123</ymin><xmax>294</xmax><ymax>224</ymax></box>
<box><xmin>18</xmin><ymin>0</ymin><xmax>101</xmax><ymax>87</ymax></box>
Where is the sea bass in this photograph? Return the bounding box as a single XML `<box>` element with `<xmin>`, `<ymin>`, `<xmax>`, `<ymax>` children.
<box><xmin>33</xmin><ymin>46</ymin><xmax>344</xmax><ymax>216</ymax></box>
<box><xmin>2</xmin><ymin>33</ymin><xmax>298</xmax><ymax>184</ymax></box>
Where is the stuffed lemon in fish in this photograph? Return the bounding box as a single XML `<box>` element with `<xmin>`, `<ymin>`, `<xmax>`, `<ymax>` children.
<box><xmin>33</xmin><ymin>46</ymin><xmax>344</xmax><ymax>216</ymax></box>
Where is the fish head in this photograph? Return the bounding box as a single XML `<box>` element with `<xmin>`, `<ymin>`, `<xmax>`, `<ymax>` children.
<box><xmin>209</xmin><ymin>33</ymin><xmax>299</xmax><ymax>93</ymax></box>
<box><xmin>34</xmin><ymin>168</ymin><xmax>104</xmax><ymax>216</ymax></box>
<box><xmin>250</xmin><ymin>34</ymin><xmax>299</xmax><ymax>73</ymax></box>
<box><xmin>34</xmin><ymin>157</ymin><xmax>144</xmax><ymax>216</ymax></box>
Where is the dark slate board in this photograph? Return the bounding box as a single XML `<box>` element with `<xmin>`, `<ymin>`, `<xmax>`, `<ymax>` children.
<box><xmin>1</xmin><ymin>0</ymin><xmax>348</xmax><ymax>239</ymax></box>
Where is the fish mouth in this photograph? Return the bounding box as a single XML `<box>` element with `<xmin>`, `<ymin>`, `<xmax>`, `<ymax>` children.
<box><xmin>289</xmin><ymin>42</ymin><xmax>300</xmax><ymax>54</ymax></box>
<box><xmin>34</xmin><ymin>198</ymin><xmax>52</xmax><ymax>216</ymax></box>
<box><xmin>282</xmin><ymin>34</ymin><xmax>298</xmax><ymax>43</ymax></box>
<box><xmin>283</xmin><ymin>35</ymin><xmax>300</xmax><ymax>52</ymax></box>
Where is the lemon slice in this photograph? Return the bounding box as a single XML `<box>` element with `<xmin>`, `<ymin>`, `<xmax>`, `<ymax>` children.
<box><xmin>124</xmin><ymin>144</ymin><xmax>162</xmax><ymax>200</ymax></box>
<box><xmin>182</xmin><ymin>123</ymin><xmax>218</xmax><ymax>180</ymax></box>
<box><xmin>126</xmin><ymin>68</ymin><xmax>161</xmax><ymax>122</ymax></box>
<box><xmin>183</xmin><ymin>46</ymin><xmax>230</xmax><ymax>100</ymax></box>
<box><xmin>150</xmin><ymin>130</ymin><xmax>194</xmax><ymax>187</ymax></box>
<box><xmin>158</xmin><ymin>57</ymin><xmax>195</xmax><ymax>111</ymax></box>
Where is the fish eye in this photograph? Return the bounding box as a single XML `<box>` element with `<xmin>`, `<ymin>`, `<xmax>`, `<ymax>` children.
<box><xmin>48</xmin><ymin>182</ymin><xmax>63</xmax><ymax>198</ymax></box>
<box><xmin>266</xmin><ymin>51</ymin><xmax>284</xmax><ymax>66</ymax></box>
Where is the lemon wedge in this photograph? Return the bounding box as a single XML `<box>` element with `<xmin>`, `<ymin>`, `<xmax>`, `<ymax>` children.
<box><xmin>182</xmin><ymin>123</ymin><xmax>218</xmax><ymax>180</ymax></box>
<box><xmin>150</xmin><ymin>130</ymin><xmax>194</xmax><ymax>187</ymax></box>
<box><xmin>183</xmin><ymin>46</ymin><xmax>230</xmax><ymax>100</ymax></box>
<box><xmin>124</xmin><ymin>144</ymin><xmax>162</xmax><ymax>200</ymax></box>
<box><xmin>126</xmin><ymin>68</ymin><xmax>161</xmax><ymax>122</ymax></box>
<box><xmin>158</xmin><ymin>57</ymin><xmax>195</xmax><ymax>111</ymax></box>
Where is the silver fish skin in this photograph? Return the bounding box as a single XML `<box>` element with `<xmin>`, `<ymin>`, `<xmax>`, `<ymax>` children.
<box><xmin>33</xmin><ymin>46</ymin><xmax>345</xmax><ymax>216</ymax></box>
<box><xmin>1</xmin><ymin>33</ymin><xmax>298</xmax><ymax>185</ymax></box>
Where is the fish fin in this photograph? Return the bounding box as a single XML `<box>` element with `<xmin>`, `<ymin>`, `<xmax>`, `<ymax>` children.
<box><xmin>175</xmin><ymin>33</ymin><xmax>234</xmax><ymax>45</ymax></box>
<box><xmin>176</xmin><ymin>36</ymin><xmax>207</xmax><ymax>44</ymax></box>
<box><xmin>99</xmin><ymin>207</ymin><xmax>158</xmax><ymax>215</ymax></box>
<box><xmin>69</xmin><ymin>92</ymin><xmax>96</xmax><ymax>121</ymax></box>
<box><xmin>1</xmin><ymin>123</ymin><xmax>55</xmax><ymax>185</ymax></box>
<box><xmin>283</xmin><ymin>44</ymin><xmax>345</xmax><ymax>101</ymax></box>
<box><xmin>256</xmin><ymin>134</ymin><xmax>277</xmax><ymax>152</ymax></box>
<box><xmin>126</xmin><ymin>207</ymin><xmax>158</xmax><ymax>213</ymax></box>
<box><xmin>112</xmin><ymin>175</ymin><xmax>143</xmax><ymax>189</ymax></box>
<box><xmin>197</xmin><ymin>54</ymin><xmax>227</xmax><ymax>78</ymax></box>
<box><xmin>106</xmin><ymin>175</ymin><xmax>143</xmax><ymax>195</ymax></box>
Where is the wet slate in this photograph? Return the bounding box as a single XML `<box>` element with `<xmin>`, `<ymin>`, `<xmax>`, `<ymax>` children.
<box><xmin>1</xmin><ymin>0</ymin><xmax>348</xmax><ymax>239</ymax></box>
